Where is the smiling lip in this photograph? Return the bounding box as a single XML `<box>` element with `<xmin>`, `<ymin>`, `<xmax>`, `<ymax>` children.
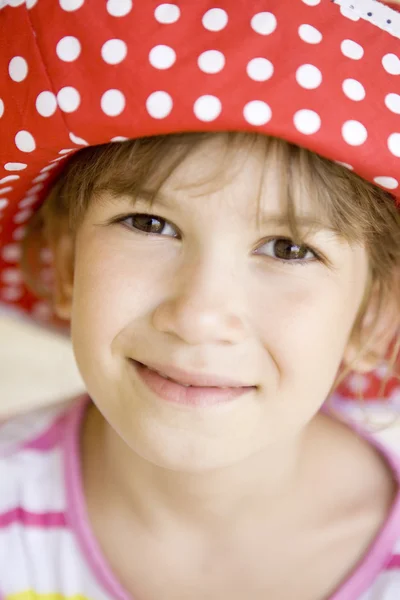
<box><xmin>130</xmin><ymin>359</ymin><xmax>256</xmax><ymax>407</ymax></box>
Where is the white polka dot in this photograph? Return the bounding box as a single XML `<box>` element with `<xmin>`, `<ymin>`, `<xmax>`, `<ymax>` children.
<box><xmin>2</xmin><ymin>268</ymin><xmax>23</xmax><ymax>285</ymax></box>
<box><xmin>193</xmin><ymin>95</ymin><xmax>222</xmax><ymax>122</ymax></box>
<box><xmin>14</xmin><ymin>210</ymin><xmax>33</xmax><ymax>224</ymax></box>
<box><xmin>246</xmin><ymin>57</ymin><xmax>274</xmax><ymax>81</ymax></box>
<box><xmin>385</xmin><ymin>93</ymin><xmax>400</xmax><ymax>115</ymax></box>
<box><xmin>26</xmin><ymin>0</ymin><xmax>38</xmax><ymax>8</ymax></box>
<box><xmin>243</xmin><ymin>101</ymin><xmax>272</xmax><ymax>126</ymax></box>
<box><xmin>101</xmin><ymin>39</ymin><xmax>128</xmax><ymax>65</ymax></box>
<box><xmin>40</xmin><ymin>163</ymin><xmax>59</xmax><ymax>173</ymax></box>
<box><xmin>32</xmin><ymin>302</ymin><xmax>52</xmax><ymax>321</ymax></box>
<box><xmin>12</xmin><ymin>227</ymin><xmax>27</xmax><ymax>241</ymax></box>
<box><xmin>57</xmin><ymin>87</ymin><xmax>81</xmax><ymax>112</ymax></box>
<box><xmin>69</xmin><ymin>131</ymin><xmax>88</xmax><ymax>145</ymax></box>
<box><xmin>58</xmin><ymin>149</ymin><xmax>73</xmax><ymax>155</ymax></box>
<box><xmin>29</xmin><ymin>183</ymin><xmax>44</xmax><ymax>194</ymax></box>
<box><xmin>1</xmin><ymin>287</ymin><xmax>24</xmax><ymax>302</ymax></box>
<box><xmin>388</xmin><ymin>133</ymin><xmax>400</xmax><ymax>158</ymax></box>
<box><xmin>342</xmin><ymin>120</ymin><xmax>368</xmax><ymax>146</ymax></box>
<box><xmin>293</xmin><ymin>109</ymin><xmax>321</xmax><ymax>135</ymax></box>
<box><xmin>110</xmin><ymin>136</ymin><xmax>129</xmax><ymax>142</ymax></box>
<box><xmin>15</xmin><ymin>130</ymin><xmax>36</xmax><ymax>153</ymax></box>
<box><xmin>335</xmin><ymin>161</ymin><xmax>353</xmax><ymax>170</ymax></box>
<box><xmin>40</xmin><ymin>248</ymin><xmax>54</xmax><ymax>264</ymax></box>
<box><xmin>202</xmin><ymin>8</ymin><xmax>228</xmax><ymax>31</ymax></box>
<box><xmin>376</xmin><ymin>362</ymin><xmax>389</xmax><ymax>379</ymax></box>
<box><xmin>56</xmin><ymin>36</ymin><xmax>81</xmax><ymax>62</ymax></box>
<box><xmin>149</xmin><ymin>45</ymin><xmax>176</xmax><ymax>69</ymax></box>
<box><xmin>348</xmin><ymin>373</ymin><xmax>369</xmax><ymax>393</ymax></box>
<box><xmin>50</xmin><ymin>156</ymin><xmax>68</xmax><ymax>163</ymax></box>
<box><xmin>0</xmin><ymin>199</ymin><xmax>9</xmax><ymax>211</ymax></box>
<box><xmin>8</xmin><ymin>57</ymin><xmax>28</xmax><ymax>82</ymax></box>
<box><xmin>36</xmin><ymin>91</ymin><xmax>57</xmax><ymax>117</ymax></box>
<box><xmin>19</xmin><ymin>195</ymin><xmax>38</xmax><ymax>209</ymax></box>
<box><xmin>101</xmin><ymin>89</ymin><xmax>126</xmax><ymax>117</ymax></box>
<box><xmin>0</xmin><ymin>99</ymin><xmax>4</xmax><ymax>119</ymax></box>
<box><xmin>33</xmin><ymin>173</ymin><xmax>49</xmax><ymax>183</ymax></box>
<box><xmin>251</xmin><ymin>12</ymin><xmax>277</xmax><ymax>35</ymax></box>
<box><xmin>106</xmin><ymin>0</ymin><xmax>132</xmax><ymax>17</ymax></box>
<box><xmin>341</xmin><ymin>39</ymin><xmax>364</xmax><ymax>60</ymax></box>
<box><xmin>342</xmin><ymin>79</ymin><xmax>365</xmax><ymax>101</ymax></box>
<box><xmin>59</xmin><ymin>0</ymin><xmax>84</xmax><ymax>10</ymax></box>
<box><xmin>295</xmin><ymin>64</ymin><xmax>322</xmax><ymax>89</ymax></box>
<box><xmin>0</xmin><ymin>187</ymin><xmax>13</xmax><ymax>195</ymax></box>
<box><xmin>382</xmin><ymin>53</ymin><xmax>400</xmax><ymax>75</ymax></box>
<box><xmin>146</xmin><ymin>91</ymin><xmax>173</xmax><ymax>119</ymax></box>
<box><xmin>373</xmin><ymin>176</ymin><xmax>399</xmax><ymax>190</ymax></box>
<box><xmin>302</xmin><ymin>0</ymin><xmax>320</xmax><ymax>4</ymax></box>
<box><xmin>298</xmin><ymin>24</ymin><xmax>322</xmax><ymax>44</ymax></box>
<box><xmin>1</xmin><ymin>244</ymin><xmax>21</xmax><ymax>262</ymax></box>
<box><xmin>198</xmin><ymin>50</ymin><xmax>225</xmax><ymax>74</ymax></box>
<box><xmin>4</xmin><ymin>162</ymin><xmax>27</xmax><ymax>171</ymax></box>
<box><xmin>0</xmin><ymin>175</ymin><xmax>19</xmax><ymax>184</ymax></box>
<box><xmin>154</xmin><ymin>3</ymin><xmax>180</xmax><ymax>23</ymax></box>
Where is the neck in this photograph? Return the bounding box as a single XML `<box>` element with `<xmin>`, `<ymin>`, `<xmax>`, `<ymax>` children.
<box><xmin>82</xmin><ymin>403</ymin><xmax>318</xmax><ymax>537</ymax></box>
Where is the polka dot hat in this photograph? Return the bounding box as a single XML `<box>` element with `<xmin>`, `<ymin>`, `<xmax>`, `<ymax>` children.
<box><xmin>1</xmin><ymin>0</ymin><xmax>400</xmax><ymax>407</ymax></box>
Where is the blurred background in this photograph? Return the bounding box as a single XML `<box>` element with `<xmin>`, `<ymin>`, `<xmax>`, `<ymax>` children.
<box><xmin>0</xmin><ymin>311</ymin><xmax>84</xmax><ymax>419</ymax></box>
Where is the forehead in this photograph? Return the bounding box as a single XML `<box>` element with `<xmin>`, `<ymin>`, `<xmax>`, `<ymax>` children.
<box><xmin>161</xmin><ymin>134</ymin><xmax>278</xmax><ymax>198</ymax></box>
<box><xmin>149</xmin><ymin>134</ymin><xmax>326</xmax><ymax>229</ymax></box>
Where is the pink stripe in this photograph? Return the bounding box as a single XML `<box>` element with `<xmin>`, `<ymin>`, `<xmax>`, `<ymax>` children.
<box><xmin>0</xmin><ymin>507</ymin><xmax>67</xmax><ymax>528</ymax></box>
<box><xmin>386</xmin><ymin>554</ymin><xmax>400</xmax><ymax>569</ymax></box>
<box><xmin>64</xmin><ymin>395</ymin><xmax>132</xmax><ymax>600</ymax></box>
<box><xmin>23</xmin><ymin>413</ymin><xmax>69</xmax><ymax>452</ymax></box>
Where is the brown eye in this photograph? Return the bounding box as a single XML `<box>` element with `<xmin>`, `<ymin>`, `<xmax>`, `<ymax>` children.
<box><xmin>121</xmin><ymin>213</ymin><xmax>178</xmax><ymax>237</ymax></box>
<box><xmin>131</xmin><ymin>214</ymin><xmax>166</xmax><ymax>233</ymax></box>
<box><xmin>256</xmin><ymin>237</ymin><xmax>318</xmax><ymax>266</ymax></box>
<box><xmin>273</xmin><ymin>239</ymin><xmax>310</xmax><ymax>260</ymax></box>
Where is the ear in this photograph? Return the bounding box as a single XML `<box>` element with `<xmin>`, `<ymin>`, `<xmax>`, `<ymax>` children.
<box><xmin>343</xmin><ymin>276</ymin><xmax>400</xmax><ymax>374</ymax></box>
<box><xmin>47</xmin><ymin>229</ymin><xmax>75</xmax><ymax>321</ymax></box>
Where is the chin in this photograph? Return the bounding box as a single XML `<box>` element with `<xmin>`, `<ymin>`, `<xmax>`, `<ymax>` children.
<box><xmin>134</xmin><ymin>434</ymin><xmax>254</xmax><ymax>472</ymax></box>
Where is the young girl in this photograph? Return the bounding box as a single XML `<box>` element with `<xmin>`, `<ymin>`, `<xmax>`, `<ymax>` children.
<box><xmin>1</xmin><ymin>1</ymin><xmax>400</xmax><ymax>599</ymax></box>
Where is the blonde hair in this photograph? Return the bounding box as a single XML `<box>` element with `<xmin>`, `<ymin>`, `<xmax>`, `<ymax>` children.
<box><xmin>20</xmin><ymin>132</ymin><xmax>400</xmax><ymax>421</ymax></box>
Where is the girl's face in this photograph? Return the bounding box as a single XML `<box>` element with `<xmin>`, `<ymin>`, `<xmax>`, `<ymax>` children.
<box><xmin>61</xmin><ymin>136</ymin><xmax>370</xmax><ymax>471</ymax></box>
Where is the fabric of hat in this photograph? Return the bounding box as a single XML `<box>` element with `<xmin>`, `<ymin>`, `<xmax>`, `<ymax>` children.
<box><xmin>1</xmin><ymin>0</ymin><xmax>400</xmax><ymax>407</ymax></box>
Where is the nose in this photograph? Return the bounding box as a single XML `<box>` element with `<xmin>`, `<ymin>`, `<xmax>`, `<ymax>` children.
<box><xmin>152</xmin><ymin>253</ymin><xmax>249</xmax><ymax>346</ymax></box>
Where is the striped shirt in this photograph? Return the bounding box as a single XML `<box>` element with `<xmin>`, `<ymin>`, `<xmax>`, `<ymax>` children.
<box><xmin>0</xmin><ymin>394</ymin><xmax>400</xmax><ymax>600</ymax></box>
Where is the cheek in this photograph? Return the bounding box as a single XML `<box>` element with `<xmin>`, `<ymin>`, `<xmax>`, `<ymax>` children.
<box><xmin>252</xmin><ymin>274</ymin><xmax>361</xmax><ymax>388</ymax></box>
<box><xmin>70</xmin><ymin>240</ymin><xmax>167</xmax><ymax>365</ymax></box>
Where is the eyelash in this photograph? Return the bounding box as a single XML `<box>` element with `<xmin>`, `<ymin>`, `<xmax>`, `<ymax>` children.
<box><xmin>111</xmin><ymin>212</ymin><xmax>323</xmax><ymax>268</ymax></box>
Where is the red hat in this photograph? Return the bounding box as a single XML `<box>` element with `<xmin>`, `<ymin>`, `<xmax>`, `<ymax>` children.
<box><xmin>1</xmin><ymin>0</ymin><xmax>400</xmax><ymax>407</ymax></box>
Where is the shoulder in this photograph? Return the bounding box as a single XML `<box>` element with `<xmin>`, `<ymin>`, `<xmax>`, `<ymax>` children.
<box><xmin>309</xmin><ymin>412</ymin><xmax>400</xmax><ymax>598</ymax></box>
<box><xmin>317</xmin><ymin>408</ymin><xmax>400</xmax><ymax>512</ymax></box>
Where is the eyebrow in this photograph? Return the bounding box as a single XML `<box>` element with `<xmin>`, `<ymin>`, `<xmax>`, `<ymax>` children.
<box><xmin>107</xmin><ymin>188</ymin><xmax>342</xmax><ymax>237</ymax></box>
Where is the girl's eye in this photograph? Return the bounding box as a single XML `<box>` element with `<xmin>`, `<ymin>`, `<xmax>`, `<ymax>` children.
<box><xmin>255</xmin><ymin>238</ymin><xmax>319</xmax><ymax>266</ymax></box>
<box><xmin>115</xmin><ymin>216</ymin><xmax>319</xmax><ymax>266</ymax></box>
<box><xmin>119</xmin><ymin>213</ymin><xmax>178</xmax><ymax>237</ymax></box>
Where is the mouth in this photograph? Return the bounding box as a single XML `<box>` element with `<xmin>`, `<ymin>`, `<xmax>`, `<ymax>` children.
<box><xmin>129</xmin><ymin>359</ymin><xmax>257</xmax><ymax>407</ymax></box>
